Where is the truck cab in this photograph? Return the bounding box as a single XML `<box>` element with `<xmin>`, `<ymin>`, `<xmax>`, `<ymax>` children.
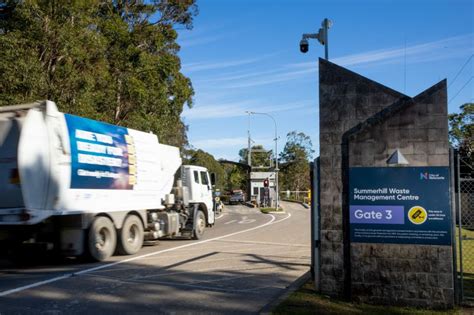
<box><xmin>180</xmin><ymin>165</ymin><xmax>215</xmax><ymax>225</ymax></box>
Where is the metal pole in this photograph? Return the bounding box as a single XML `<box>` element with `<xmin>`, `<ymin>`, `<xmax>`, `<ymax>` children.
<box><xmin>247</xmin><ymin>112</ymin><xmax>251</xmax><ymax>167</ymax></box>
<box><xmin>456</xmin><ymin>150</ymin><xmax>464</xmax><ymax>301</ymax></box>
<box><xmin>324</xmin><ymin>19</ymin><xmax>329</xmax><ymax>60</ymax></box>
<box><xmin>248</xmin><ymin>111</ymin><xmax>279</xmax><ymax>209</ymax></box>
<box><xmin>450</xmin><ymin>148</ymin><xmax>459</xmax><ymax>304</ymax></box>
<box><xmin>275</xmin><ymin>119</ymin><xmax>279</xmax><ymax>210</ymax></box>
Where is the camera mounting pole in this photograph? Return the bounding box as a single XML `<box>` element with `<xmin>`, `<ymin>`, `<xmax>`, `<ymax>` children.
<box><xmin>300</xmin><ymin>18</ymin><xmax>332</xmax><ymax>60</ymax></box>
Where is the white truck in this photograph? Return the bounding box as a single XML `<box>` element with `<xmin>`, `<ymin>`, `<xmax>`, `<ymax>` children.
<box><xmin>0</xmin><ymin>101</ymin><xmax>216</xmax><ymax>261</ymax></box>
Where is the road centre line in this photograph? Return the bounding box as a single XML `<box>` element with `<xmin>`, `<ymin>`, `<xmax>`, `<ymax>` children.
<box><xmin>0</xmin><ymin>212</ymin><xmax>291</xmax><ymax>297</ymax></box>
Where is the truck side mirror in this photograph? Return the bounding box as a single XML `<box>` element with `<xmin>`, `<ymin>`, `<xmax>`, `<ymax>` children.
<box><xmin>210</xmin><ymin>173</ymin><xmax>216</xmax><ymax>186</ymax></box>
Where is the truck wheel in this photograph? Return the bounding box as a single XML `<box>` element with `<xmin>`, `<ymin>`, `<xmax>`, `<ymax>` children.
<box><xmin>87</xmin><ymin>216</ymin><xmax>116</xmax><ymax>261</ymax></box>
<box><xmin>116</xmin><ymin>215</ymin><xmax>144</xmax><ymax>255</ymax></box>
<box><xmin>193</xmin><ymin>210</ymin><xmax>206</xmax><ymax>240</ymax></box>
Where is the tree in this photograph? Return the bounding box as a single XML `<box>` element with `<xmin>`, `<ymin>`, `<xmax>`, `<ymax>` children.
<box><xmin>279</xmin><ymin>131</ymin><xmax>314</xmax><ymax>162</ymax></box>
<box><xmin>239</xmin><ymin>144</ymin><xmax>272</xmax><ymax>168</ymax></box>
<box><xmin>183</xmin><ymin>149</ymin><xmax>226</xmax><ymax>191</ymax></box>
<box><xmin>0</xmin><ymin>0</ymin><xmax>197</xmax><ymax>148</ymax></box>
<box><xmin>227</xmin><ymin>165</ymin><xmax>247</xmax><ymax>192</ymax></box>
<box><xmin>279</xmin><ymin>131</ymin><xmax>314</xmax><ymax>192</ymax></box>
<box><xmin>449</xmin><ymin>103</ymin><xmax>473</xmax><ymax>177</ymax></box>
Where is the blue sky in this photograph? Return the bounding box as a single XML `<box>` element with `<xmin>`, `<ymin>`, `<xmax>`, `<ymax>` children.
<box><xmin>177</xmin><ymin>0</ymin><xmax>473</xmax><ymax>161</ymax></box>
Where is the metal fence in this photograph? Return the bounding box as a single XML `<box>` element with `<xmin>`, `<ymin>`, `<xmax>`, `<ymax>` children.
<box><xmin>280</xmin><ymin>190</ymin><xmax>311</xmax><ymax>204</ymax></box>
<box><xmin>456</xmin><ymin>153</ymin><xmax>474</xmax><ymax>302</ymax></box>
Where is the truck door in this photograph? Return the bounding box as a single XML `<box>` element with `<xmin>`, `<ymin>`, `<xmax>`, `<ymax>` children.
<box><xmin>199</xmin><ymin>171</ymin><xmax>215</xmax><ymax>224</ymax></box>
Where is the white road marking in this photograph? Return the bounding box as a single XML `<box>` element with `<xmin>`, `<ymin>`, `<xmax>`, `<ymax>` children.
<box><xmin>215</xmin><ymin>213</ymin><xmax>225</xmax><ymax>220</ymax></box>
<box><xmin>224</xmin><ymin>216</ymin><xmax>256</xmax><ymax>225</ymax></box>
<box><xmin>238</xmin><ymin>216</ymin><xmax>256</xmax><ymax>224</ymax></box>
<box><xmin>0</xmin><ymin>212</ymin><xmax>292</xmax><ymax>297</ymax></box>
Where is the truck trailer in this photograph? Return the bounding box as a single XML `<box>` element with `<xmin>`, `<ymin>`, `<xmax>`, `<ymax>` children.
<box><xmin>0</xmin><ymin>101</ymin><xmax>216</xmax><ymax>261</ymax></box>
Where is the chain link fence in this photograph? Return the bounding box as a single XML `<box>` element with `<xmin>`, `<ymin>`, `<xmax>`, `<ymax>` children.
<box><xmin>461</xmin><ymin>179</ymin><xmax>474</xmax><ymax>228</ymax></box>
<box><xmin>456</xmin><ymin>152</ymin><xmax>474</xmax><ymax>302</ymax></box>
<box><xmin>459</xmin><ymin>178</ymin><xmax>474</xmax><ymax>300</ymax></box>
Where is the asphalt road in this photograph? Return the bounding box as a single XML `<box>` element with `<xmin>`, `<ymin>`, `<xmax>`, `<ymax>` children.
<box><xmin>0</xmin><ymin>202</ymin><xmax>310</xmax><ymax>314</ymax></box>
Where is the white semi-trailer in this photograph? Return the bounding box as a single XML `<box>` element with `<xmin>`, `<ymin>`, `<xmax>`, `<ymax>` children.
<box><xmin>0</xmin><ymin>101</ymin><xmax>216</xmax><ymax>261</ymax></box>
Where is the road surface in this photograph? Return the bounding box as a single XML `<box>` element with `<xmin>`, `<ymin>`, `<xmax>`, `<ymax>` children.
<box><xmin>0</xmin><ymin>202</ymin><xmax>310</xmax><ymax>314</ymax></box>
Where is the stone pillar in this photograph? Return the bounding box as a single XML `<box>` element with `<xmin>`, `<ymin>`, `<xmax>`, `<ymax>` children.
<box><xmin>318</xmin><ymin>58</ymin><xmax>454</xmax><ymax>308</ymax></box>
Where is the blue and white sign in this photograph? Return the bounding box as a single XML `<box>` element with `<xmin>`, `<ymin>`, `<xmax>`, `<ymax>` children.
<box><xmin>349</xmin><ymin>167</ymin><xmax>451</xmax><ymax>245</ymax></box>
<box><xmin>65</xmin><ymin>114</ymin><xmax>136</xmax><ymax>190</ymax></box>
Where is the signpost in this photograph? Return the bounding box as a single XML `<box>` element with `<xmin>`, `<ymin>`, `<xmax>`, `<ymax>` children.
<box><xmin>349</xmin><ymin>167</ymin><xmax>451</xmax><ymax>245</ymax></box>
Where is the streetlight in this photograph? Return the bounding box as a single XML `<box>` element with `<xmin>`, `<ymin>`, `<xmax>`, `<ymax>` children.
<box><xmin>246</xmin><ymin>111</ymin><xmax>279</xmax><ymax>210</ymax></box>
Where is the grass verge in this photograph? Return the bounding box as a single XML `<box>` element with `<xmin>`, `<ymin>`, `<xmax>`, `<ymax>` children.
<box><xmin>260</xmin><ymin>207</ymin><xmax>284</xmax><ymax>214</ymax></box>
<box><xmin>272</xmin><ymin>280</ymin><xmax>463</xmax><ymax>315</ymax></box>
<box><xmin>457</xmin><ymin>227</ymin><xmax>474</xmax><ymax>298</ymax></box>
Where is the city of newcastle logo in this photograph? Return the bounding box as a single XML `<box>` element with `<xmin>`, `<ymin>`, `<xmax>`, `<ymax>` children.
<box><xmin>420</xmin><ymin>172</ymin><xmax>428</xmax><ymax>180</ymax></box>
<box><xmin>420</xmin><ymin>172</ymin><xmax>445</xmax><ymax>180</ymax></box>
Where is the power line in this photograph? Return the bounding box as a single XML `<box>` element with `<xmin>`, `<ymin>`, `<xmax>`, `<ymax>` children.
<box><xmin>448</xmin><ymin>54</ymin><xmax>473</xmax><ymax>88</ymax></box>
<box><xmin>448</xmin><ymin>76</ymin><xmax>473</xmax><ymax>104</ymax></box>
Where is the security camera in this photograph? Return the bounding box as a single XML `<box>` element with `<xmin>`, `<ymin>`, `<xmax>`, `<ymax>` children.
<box><xmin>300</xmin><ymin>38</ymin><xmax>309</xmax><ymax>53</ymax></box>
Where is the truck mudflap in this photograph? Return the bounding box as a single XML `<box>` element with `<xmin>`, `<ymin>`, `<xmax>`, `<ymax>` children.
<box><xmin>0</xmin><ymin>208</ymin><xmax>56</xmax><ymax>225</ymax></box>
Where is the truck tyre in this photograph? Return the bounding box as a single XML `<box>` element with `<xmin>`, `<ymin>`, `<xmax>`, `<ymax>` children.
<box><xmin>87</xmin><ymin>216</ymin><xmax>116</xmax><ymax>261</ymax></box>
<box><xmin>116</xmin><ymin>215</ymin><xmax>144</xmax><ymax>255</ymax></box>
<box><xmin>193</xmin><ymin>210</ymin><xmax>206</xmax><ymax>240</ymax></box>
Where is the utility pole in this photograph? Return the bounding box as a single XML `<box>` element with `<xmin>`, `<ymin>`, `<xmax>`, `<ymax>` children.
<box><xmin>247</xmin><ymin>111</ymin><xmax>279</xmax><ymax>210</ymax></box>
<box><xmin>246</xmin><ymin>111</ymin><xmax>251</xmax><ymax>168</ymax></box>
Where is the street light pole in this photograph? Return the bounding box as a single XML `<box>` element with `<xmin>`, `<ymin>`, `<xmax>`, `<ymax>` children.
<box><xmin>245</xmin><ymin>111</ymin><xmax>252</xmax><ymax>168</ymax></box>
<box><xmin>248</xmin><ymin>111</ymin><xmax>279</xmax><ymax>210</ymax></box>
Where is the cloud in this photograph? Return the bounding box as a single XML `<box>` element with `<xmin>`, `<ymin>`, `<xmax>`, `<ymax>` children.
<box><xmin>191</xmin><ymin>136</ymin><xmax>274</xmax><ymax>150</ymax></box>
<box><xmin>292</xmin><ymin>33</ymin><xmax>474</xmax><ymax>69</ymax></box>
<box><xmin>192</xmin><ymin>137</ymin><xmax>248</xmax><ymax>149</ymax></box>
<box><xmin>178</xmin><ymin>24</ymin><xmax>229</xmax><ymax>48</ymax></box>
<box><xmin>182</xmin><ymin>100</ymin><xmax>257</xmax><ymax>120</ymax></box>
<box><xmin>220</xmin><ymin>68</ymin><xmax>317</xmax><ymax>88</ymax></box>
<box><xmin>182</xmin><ymin>57</ymin><xmax>263</xmax><ymax>73</ymax></box>
<box><xmin>179</xmin><ymin>34</ymin><xmax>224</xmax><ymax>48</ymax></box>
<box><xmin>182</xmin><ymin>99</ymin><xmax>314</xmax><ymax>120</ymax></box>
<box><xmin>183</xmin><ymin>52</ymin><xmax>283</xmax><ymax>74</ymax></box>
<box><xmin>210</xmin><ymin>33</ymin><xmax>473</xmax><ymax>89</ymax></box>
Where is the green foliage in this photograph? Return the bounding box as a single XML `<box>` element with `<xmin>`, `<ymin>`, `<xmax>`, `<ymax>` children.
<box><xmin>449</xmin><ymin>103</ymin><xmax>473</xmax><ymax>177</ymax></box>
<box><xmin>228</xmin><ymin>165</ymin><xmax>247</xmax><ymax>191</ymax></box>
<box><xmin>279</xmin><ymin>131</ymin><xmax>314</xmax><ymax>192</ymax></box>
<box><xmin>0</xmin><ymin>0</ymin><xmax>197</xmax><ymax>148</ymax></box>
<box><xmin>279</xmin><ymin>131</ymin><xmax>314</xmax><ymax>162</ymax></box>
<box><xmin>183</xmin><ymin>149</ymin><xmax>226</xmax><ymax>191</ymax></box>
<box><xmin>219</xmin><ymin>163</ymin><xmax>247</xmax><ymax>192</ymax></box>
<box><xmin>449</xmin><ymin>103</ymin><xmax>473</xmax><ymax>148</ymax></box>
<box><xmin>239</xmin><ymin>144</ymin><xmax>272</xmax><ymax>168</ymax></box>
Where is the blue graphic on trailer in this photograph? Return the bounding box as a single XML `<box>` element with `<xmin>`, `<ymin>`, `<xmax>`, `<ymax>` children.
<box><xmin>65</xmin><ymin>114</ymin><xmax>132</xmax><ymax>190</ymax></box>
<box><xmin>349</xmin><ymin>167</ymin><xmax>451</xmax><ymax>246</ymax></box>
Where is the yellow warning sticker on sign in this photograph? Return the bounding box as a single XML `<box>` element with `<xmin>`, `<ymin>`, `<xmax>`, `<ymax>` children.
<box><xmin>408</xmin><ymin>206</ymin><xmax>427</xmax><ymax>225</ymax></box>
